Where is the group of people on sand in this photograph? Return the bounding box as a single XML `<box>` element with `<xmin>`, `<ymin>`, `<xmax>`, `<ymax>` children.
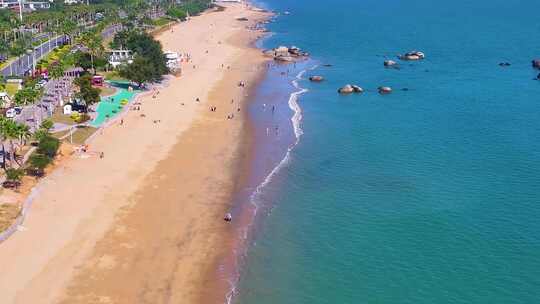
<box><xmin>78</xmin><ymin>144</ymin><xmax>105</xmax><ymax>159</ymax></box>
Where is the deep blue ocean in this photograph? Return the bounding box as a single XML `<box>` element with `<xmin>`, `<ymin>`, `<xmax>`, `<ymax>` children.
<box><xmin>234</xmin><ymin>0</ymin><xmax>540</xmax><ymax>303</ymax></box>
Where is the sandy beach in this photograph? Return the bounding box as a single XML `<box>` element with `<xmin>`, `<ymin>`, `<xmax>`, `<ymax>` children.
<box><xmin>0</xmin><ymin>3</ymin><xmax>270</xmax><ymax>304</ymax></box>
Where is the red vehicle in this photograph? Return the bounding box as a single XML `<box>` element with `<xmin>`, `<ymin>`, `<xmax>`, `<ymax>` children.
<box><xmin>92</xmin><ymin>75</ymin><xmax>104</xmax><ymax>86</ymax></box>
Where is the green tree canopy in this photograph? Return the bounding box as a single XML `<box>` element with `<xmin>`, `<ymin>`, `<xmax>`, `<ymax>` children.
<box><xmin>74</xmin><ymin>74</ymin><xmax>101</xmax><ymax>106</ymax></box>
<box><xmin>117</xmin><ymin>31</ymin><xmax>168</xmax><ymax>86</ymax></box>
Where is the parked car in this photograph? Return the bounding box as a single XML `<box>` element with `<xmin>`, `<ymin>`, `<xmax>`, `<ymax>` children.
<box><xmin>5</xmin><ymin>108</ymin><xmax>16</xmax><ymax>118</ymax></box>
<box><xmin>14</xmin><ymin>107</ymin><xmax>22</xmax><ymax>115</ymax></box>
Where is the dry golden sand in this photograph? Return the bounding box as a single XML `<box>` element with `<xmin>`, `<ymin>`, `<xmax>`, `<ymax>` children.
<box><xmin>0</xmin><ymin>4</ymin><xmax>270</xmax><ymax>304</ymax></box>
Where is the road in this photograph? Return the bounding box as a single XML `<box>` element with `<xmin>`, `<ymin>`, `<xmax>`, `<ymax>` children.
<box><xmin>1</xmin><ymin>24</ymin><xmax>122</xmax><ymax>78</ymax></box>
<box><xmin>0</xmin><ymin>35</ymin><xmax>69</xmax><ymax>78</ymax></box>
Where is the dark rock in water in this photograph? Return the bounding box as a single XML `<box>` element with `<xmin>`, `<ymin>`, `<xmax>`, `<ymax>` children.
<box><xmin>399</xmin><ymin>51</ymin><xmax>425</xmax><ymax>61</ymax></box>
<box><xmin>499</xmin><ymin>62</ymin><xmax>511</xmax><ymax>66</ymax></box>
<box><xmin>402</xmin><ymin>88</ymin><xmax>409</xmax><ymax>91</ymax></box>
<box><xmin>532</xmin><ymin>59</ymin><xmax>540</xmax><ymax>69</ymax></box>
<box><xmin>384</xmin><ymin>60</ymin><xmax>398</xmax><ymax>67</ymax></box>
<box><xmin>338</xmin><ymin>84</ymin><xmax>354</xmax><ymax>94</ymax></box>
<box><xmin>378</xmin><ymin>86</ymin><xmax>392</xmax><ymax>94</ymax></box>
<box><xmin>323</xmin><ymin>64</ymin><xmax>333</xmax><ymax>67</ymax></box>
<box><xmin>537</xmin><ymin>73</ymin><xmax>540</xmax><ymax>80</ymax></box>
<box><xmin>309</xmin><ymin>76</ymin><xmax>324</xmax><ymax>82</ymax></box>
<box><xmin>351</xmin><ymin>85</ymin><xmax>364</xmax><ymax>93</ymax></box>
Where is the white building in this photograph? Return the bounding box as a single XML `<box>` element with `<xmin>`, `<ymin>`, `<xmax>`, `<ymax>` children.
<box><xmin>108</xmin><ymin>49</ymin><xmax>133</xmax><ymax>68</ymax></box>
<box><xmin>0</xmin><ymin>0</ymin><xmax>51</xmax><ymax>10</ymax></box>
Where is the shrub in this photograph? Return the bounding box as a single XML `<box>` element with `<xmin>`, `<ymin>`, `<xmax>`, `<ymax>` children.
<box><xmin>37</xmin><ymin>135</ymin><xmax>60</xmax><ymax>159</ymax></box>
<box><xmin>27</xmin><ymin>153</ymin><xmax>50</xmax><ymax>176</ymax></box>
<box><xmin>74</xmin><ymin>113</ymin><xmax>90</xmax><ymax>123</ymax></box>
<box><xmin>5</xmin><ymin>168</ymin><xmax>24</xmax><ymax>182</ymax></box>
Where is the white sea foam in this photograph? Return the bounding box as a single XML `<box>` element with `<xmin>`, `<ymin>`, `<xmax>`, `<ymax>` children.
<box><xmin>225</xmin><ymin>65</ymin><xmax>318</xmax><ymax>304</ymax></box>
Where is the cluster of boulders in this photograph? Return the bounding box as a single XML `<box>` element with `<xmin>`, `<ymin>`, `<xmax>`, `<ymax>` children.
<box><xmin>337</xmin><ymin>84</ymin><xmax>364</xmax><ymax>94</ymax></box>
<box><xmin>264</xmin><ymin>46</ymin><xmax>309</xmax><ymax>62</ymax></box>
<box><xmin>335</xmin><ymin>84</ymin><xmax>393</xmax><ymax>95</ymax></box>
<box><xmin>398</xmin><ymin>51</ymin><xmax>425</xmax><ymax>61</ymax></box>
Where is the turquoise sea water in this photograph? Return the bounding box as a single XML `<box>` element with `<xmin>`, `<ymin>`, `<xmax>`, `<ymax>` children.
<box><xmin>234</xmin><ymin>0</ymin><xmax>540</xmax><ymax>303</ymax></box>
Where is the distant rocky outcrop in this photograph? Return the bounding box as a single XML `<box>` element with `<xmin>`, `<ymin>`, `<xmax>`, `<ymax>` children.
<box><xmin>351</xmin><ymin>85</ymin><xmax>364</xmax><ymax>93</ymax></box>
<box><xmin>263</xmin><ymin>45</ymin><xmax>309</xmax><ymax>63</ymax></box>
<box><xmin>338</xmin><ymin>84</ymin><xmax>363</xmax><ymax>94</ymax></box>
<box><xmin>309</xmin><ymin>76</ymin><xmax>324</xmax><ymax>82</ymax></box>
<box><xmin>384</xmin><ymin>60</ymin><xmax>398</xmax><ymax>67</ymax></box>
<box><xmin>338</xmin><ymin>84</ymin><xmax>354</xmax><ymax>94</ymax></box>
<box><xmin>398</xmin><ymin>51</ymin><xmax>425</xmax><ymax>61</ymax></box>
<box><xmin>378</xmin><ymin>86</ymin><xmax>392</xmax><ymax>94</ymax></box>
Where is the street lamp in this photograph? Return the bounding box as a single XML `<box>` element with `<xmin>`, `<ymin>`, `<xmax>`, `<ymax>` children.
<box><xmin>18</xmin><ymin>0</ymin><xmax>23</xmax><ymax>22</ymax></box>
<box><xmin>26</xmin><ymin>49</ymin><xmax>35</xmax><ymax>76</ymax></box>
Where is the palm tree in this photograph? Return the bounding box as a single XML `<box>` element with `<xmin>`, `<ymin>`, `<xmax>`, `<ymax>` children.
<box><xmin>4</xmin><ymin>120</ymin><xmax>22</xmax><ymax>167</ymax></box>
<box><xmin>79</xmin><ymin>31</ymin><xmax>103</xmax><ymax>74</ymax></box>
<box><xmin>0</xmin><ymin>117</ymin><xmax>9</xmax><ymax>170</ymax></box>
<box><xmin>61</xmin><ymin>20</ymin><xmax>77</xmax><ymax>45</ymax></box>
<box><xmin>15</xmin><ymin>123</ymin><xmax>30</xmax><ymax>148</ymax></box>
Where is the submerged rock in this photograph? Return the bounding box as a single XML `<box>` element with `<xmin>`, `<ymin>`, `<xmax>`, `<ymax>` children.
<box><xmin>351</xmin><ymin>85</ymin><xmax>364</xmax><ymax>93</ymax></box>
<box><xmin>309</xmin><ymin>75</ymin><xmax>324</xmax><ymax>82</ymax></box>
<box><xmin>338</xmin><ymin>84</ymin><xmax>354</xmax><ymax>94</ymax></box>
<box><xmin>532</xmin><ymin>59</ymin><xmax>540</xmax><ymax>69</ymax></box>
<box><xmin>384</xmin><ymin>60</ymin><xmax>398</xmax><ymax>67</ymax></box>
<box><xmin>378</xmin><ymin>86</ymin><xmax>392</xmax><ymax>94</ymax></box>
<box><xmin>399</xmin><ymin>51</ymin><xmax>425</xmax><ymax>61</ymax></box>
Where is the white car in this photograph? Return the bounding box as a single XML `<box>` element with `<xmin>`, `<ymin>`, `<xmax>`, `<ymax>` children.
<box><xmin>5</xmin><ymin>108</ymin><xmax>16</xmax><ymax>118</ymax></box>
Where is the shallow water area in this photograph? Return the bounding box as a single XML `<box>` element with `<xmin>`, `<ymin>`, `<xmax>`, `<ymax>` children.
<box><xmin>233</xmin><ymin>0</ymin><xmax>540</xmax><ymax>303</ymax></box>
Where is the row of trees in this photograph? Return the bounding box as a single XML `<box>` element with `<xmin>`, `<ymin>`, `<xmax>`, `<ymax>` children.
<box><xmin>166</xmin><ymin>0</ymin><xmax>213</xmax><ymax>20</ymax></box>
<box><xmin>2</xmin><ymin>119</ymin><xmax>59</xmax><ymax>188</ymax></box>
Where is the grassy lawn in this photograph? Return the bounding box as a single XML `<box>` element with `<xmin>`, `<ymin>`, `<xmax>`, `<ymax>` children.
<box><xmin>5</xmin><ymin>83</ymin><xmax>19</xmax><ymax>97</ymax></box>
<box><xmin>154</xmin><ymin>17</ymin><xmax>172</xmax><ymax>27</ymax></box>
<box><xmin>0</xmin><ymin>203</ymin><xmax>21</xmax><ymax>232</ymax></box>
<box><xmin>52</xmin><ymin>129</ymin><xmax>70</xmax><ymax>139</ymax></box>
<box><xmin>0</xmin><ymin>57</ymin><xmax>16</xmax><ymax>70</ymax></box>
<box><xmin>61</xmin><ymin>126</ymin><xmax>98</xmax><ymax>145</ymax></box>
<box><xmin>103</xmin><ymin>71</ymin><xmax>127</xmax><ymax>82</ymax></box>
<box><xmin>51</xmin><ymin>109</ymin><xmax>77</xmax><ymax>125</ymax></box>
<box><xmin>99</xmin><ymin>86</ymin><xmax>117</xmax><ymax>97</ymax></box>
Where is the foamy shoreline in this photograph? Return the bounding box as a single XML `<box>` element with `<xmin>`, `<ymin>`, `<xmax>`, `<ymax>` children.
<box><xmin>0</xmin><ymin>4</ymin><xmax>272</xmax><ymax>303</ymax></box>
